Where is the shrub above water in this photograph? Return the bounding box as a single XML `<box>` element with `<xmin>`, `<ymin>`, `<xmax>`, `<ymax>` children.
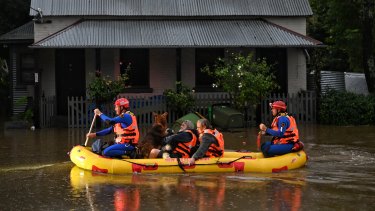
<box><xmin>163</xmin><ymin>82</ymin><xmax>194</xmax><ymax>116</ymax></box>
<box><xmin>319</xmin><ymin>90</ymin><xmax>375</xmax><ymax>125</ymax></box>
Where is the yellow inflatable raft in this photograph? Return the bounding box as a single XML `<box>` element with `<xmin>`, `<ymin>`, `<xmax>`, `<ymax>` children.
<box><xmin>70</xmin><ymin>145</ymin><xmax>307</xmax><ymax>174</ymax></box>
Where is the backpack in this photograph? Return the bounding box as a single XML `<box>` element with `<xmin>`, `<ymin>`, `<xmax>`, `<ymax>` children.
<box><xmin>91</xmin><ymin>139</ymin><xmax>113</xmax><ymax>155</ymax></box>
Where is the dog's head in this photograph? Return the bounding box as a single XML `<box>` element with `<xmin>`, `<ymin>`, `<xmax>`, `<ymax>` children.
<box><xmin>153</xmin><ymin>112</ymin><xmax>168</xmax><ymax>131</ymax></box>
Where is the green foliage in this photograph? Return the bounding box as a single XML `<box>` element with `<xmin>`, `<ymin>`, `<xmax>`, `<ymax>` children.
<box><xmin>0</xmin><ymin>0</ymin><xmax>31</xmax><ymax>35</ymax></box>
<box><xmin>0</xmin><ymin>58</ymin><xmax>9</xmax><ymax>94</ymax></box>
<box><xmin>87</xmin><ymin>72</ymin><xmax>128</xmax><ymax>102</ymax></box>
<box><xmin>308</xmin><ymin>0</ymin><xmax>360</xmax><ymax>72</ymax></box>
<box><xmin>319</xmin><ymin>90</ymin><xmax>375</xmax><ymax>125</ymax></box>
<box><xmin>308</xmin><ymin>0</ymin><xmax>374</xmax><ymax>73</ymax></box>
<box><xmin>201</xmin><ymin>52</ymin><xmax>278</xmax><ymax>109</ymax></box>
<box><xmin>163</xmin><ymin>82</ymin><xmax>195</xmax><ymax>114</ymax></box>
<box><xmin>23</xmin><ymin>109</ymin><xmax>34</xmax><ymax>123</ymax></box>
<box><xmin>14</xmin><ymin>96</ymin><xmax>33</xmax><ymax>123</ymax></box>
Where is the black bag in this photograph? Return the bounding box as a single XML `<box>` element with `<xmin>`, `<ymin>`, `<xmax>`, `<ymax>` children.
<box><xmin>91</xmin><ymin>139</ymin><xmax>112</xmax><ymax>155</ymax></box>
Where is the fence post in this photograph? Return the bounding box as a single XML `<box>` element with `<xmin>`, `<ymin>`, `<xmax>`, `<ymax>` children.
<box><xmin>261</xmin><ymin>92</ymin><xmax>317</xmax><ymax>125</ymax></box>
<box><xmin>68</xmin><ymin>96</ymin><xmax>71</xmax><ymax>128</ymax></box>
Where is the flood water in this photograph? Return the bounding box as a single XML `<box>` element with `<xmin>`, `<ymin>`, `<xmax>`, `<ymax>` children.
<box><xmin>0</xmin><ymin>124</ymin><xmax>374</xmax><ymax>210</ymax></box>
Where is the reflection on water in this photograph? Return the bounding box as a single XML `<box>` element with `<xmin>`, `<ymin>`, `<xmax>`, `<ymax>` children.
<box><xmin>0</xmin><ymin>124</ymin><xmax>374</xmax><ymax>210</ymax></box>
<box><xmin>69</xmin><ymin>166</ymin><xmax>307</xmax><ymax>211</ymax></box>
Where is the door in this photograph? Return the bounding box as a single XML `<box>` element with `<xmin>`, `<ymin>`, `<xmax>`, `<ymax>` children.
<box><xmin>55</xmin><ymin>49</ymin><xmax>85</xmax><ymax>116</ymax></box>
<box><xmin>256</xmin><ymin>48</ymin><xmax>287</xmax><ymax>93</ymax></box>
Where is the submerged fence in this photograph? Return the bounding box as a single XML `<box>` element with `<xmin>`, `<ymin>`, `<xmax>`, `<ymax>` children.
<box><xmin>261</xmin><ymin>91</ymin><xmax>316</xmax><ymax>125</ymax></box>
<box><xmin>40</xmin><ymin>91</ymin><xmax>316</xmax><ymax>128</ymax></box>
<box><xmin>66</xmin><ymin>93</ymin><xmax>231</xmax><ymax>128</ymax></box>
<box><xmin>39</xmin><ymin>96</ymin><xmax>56</xmax><ymax>128</ymax></box>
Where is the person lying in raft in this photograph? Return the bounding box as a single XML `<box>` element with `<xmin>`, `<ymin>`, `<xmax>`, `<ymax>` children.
<box><xmin>149</xmin><ymin>120</ymin><xmax>199</xmax><ymax>158</ymax></box>
<box><xmin>259</xmin><ymin>100</ymin><xmax>304</xmax><ymax>157</ymax></box>
<box><xmin>188</xmin><ymin>119</ymin><xmax>224</xmax><ymax>165</ymax></box>
<box><xmin>86</xmin><ymin>98</ymin><xmax>139</xmax><ymax>158</ymax></box>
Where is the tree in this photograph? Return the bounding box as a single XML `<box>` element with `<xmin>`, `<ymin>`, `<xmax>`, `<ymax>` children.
<box><xmin>0</xmin><ymin>0</ymin><xmax>31</xmax><ymax>35</ymax></box>
<box><xmin>201</xmin><ymin>52</ymin><xmax>278</xmax><ymax>109</ymax></box>
<box><xmin>361</xmin><ymin>0</ymin><xmax>375</xmax><ymax>93</ymax></box>
<box><xmin>308</xmin><ymin>0</ymin><xmax>375</xmax><ymax>93</ymax></box>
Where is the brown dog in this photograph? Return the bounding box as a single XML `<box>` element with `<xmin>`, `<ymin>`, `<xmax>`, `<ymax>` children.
<box><xmin>137</xmin><ymin>112</ymin><xmax>168</xmax><ymax>158</ymax></box>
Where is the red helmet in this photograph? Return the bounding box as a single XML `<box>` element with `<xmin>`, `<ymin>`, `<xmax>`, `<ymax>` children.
<box><xmin>114</xmin><ymin>98</ymin><xmax>129</xmax><ymax>108</ymax></box>
<box><xmin>269</xmin><ymin>100</ymin><xmax>287</xmax><ymax>111</ymax></box>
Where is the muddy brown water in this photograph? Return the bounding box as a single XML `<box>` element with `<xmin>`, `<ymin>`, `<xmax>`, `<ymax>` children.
<box><xmin>0</xmin><ymin>124</ymin><xmax>374</xmax><ymax>210</ymax></box>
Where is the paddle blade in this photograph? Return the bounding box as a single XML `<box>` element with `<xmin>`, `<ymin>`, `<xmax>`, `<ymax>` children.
<box><xmin>256</xmin><ymin>132</ymin><xmax>262</xmax><ymax>151</ymax></box>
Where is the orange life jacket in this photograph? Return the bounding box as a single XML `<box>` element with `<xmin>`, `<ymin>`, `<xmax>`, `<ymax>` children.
<box><xmin>201</xmin><ymin>129</ymin><xmax>225</xmax><ymax>157</ymax></box>
<box><xmin>270</xmin><ymin>114</ymin><xmax>299</xmax><ymax>145</ymax></box>
<box><xmin>114</xmin><ymin>111</ymin><xmax>139</xmax><ymax>145</ymax></box>
<box><xmin>172</xmin><ymin>130</ymin><xmax>198</xmax><ymax>158</ymax></box>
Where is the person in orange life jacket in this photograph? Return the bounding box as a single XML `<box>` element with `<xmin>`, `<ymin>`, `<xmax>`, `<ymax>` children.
<box><xmin>188</xmin><ymin>119</ymin><xmax>224</xmax><ymax>165</ymax></box>
<box><xmin>149</xmin><ymin>120</ymin><xmax>199</xmax><ymax>158</ymax></box>
<box><xmin>86</xmin><ymin>98</ymin><xmax>139</xmax><ymax>158</ymax></box>
<box><xmin>259</xmin><ymin>100</ymin><xmax>303</xmax><ymax>157</ymax></box>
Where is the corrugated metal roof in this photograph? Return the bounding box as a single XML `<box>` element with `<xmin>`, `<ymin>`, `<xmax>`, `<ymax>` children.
<box><xmin>0</xmin><ymin>22</ymin><xmax>34</xmax><ymax>42</ymax></box>
<box><xmin>30</xmin><ymin>0</ymin><xmax>313</xmax><ymax>16</ymax></box>
<box><xmin>32</xmin><ymin>19</ymin><xmax>322</xmax><ymax>48</ymax></box>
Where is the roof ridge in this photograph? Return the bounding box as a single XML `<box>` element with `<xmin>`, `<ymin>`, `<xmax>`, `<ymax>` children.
<box><xmin>30</xmin><ymin>0</ymin><xmax>313</xmax><ymax>17</ymax></box>
<box><xmin>31</xmin><ymin>19</ymin><xmax>84</xmax><ymax>46</ymax></box>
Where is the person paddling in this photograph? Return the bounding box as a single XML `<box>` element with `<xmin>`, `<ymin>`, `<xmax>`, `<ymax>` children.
<box><xmin>259</xmin><ymin>100</ymin><xmax>304</xmax><ymax>157</ymax></box>
<box><xmin>86</xmin><ymin>98</ymin><xmax>139</xmax><ymax>158</ymax></box>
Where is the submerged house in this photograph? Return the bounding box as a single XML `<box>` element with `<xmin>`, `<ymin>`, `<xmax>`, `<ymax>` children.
<box><xmin>0</xmin><ymin>0</ymin><xmax>322</xmax><ymax>127</ymax></box>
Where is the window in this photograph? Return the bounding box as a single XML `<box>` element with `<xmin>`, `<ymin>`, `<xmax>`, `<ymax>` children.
<box><xmin>120</xmin><ymin>49</ymin><xmax>150</xmax><ymax>90</ymax></box>
<box><xmin>19</xmin><ymin>53</ymin><xmax>35</xmax><ymax>85</ymax></box>
<box><xmin>195</xmin><ymin>48</ymin><xmax>224</xmax><ymax>91</ymax></box>
<box><xmin>256</xmin><ymin>48</ymin><xmax>287</xmax><ymax>93</ymax></box>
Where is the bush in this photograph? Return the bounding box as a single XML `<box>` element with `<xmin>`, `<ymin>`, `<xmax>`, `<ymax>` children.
<box><xmin>319</xmin><ymin>90</ymin><xmax>375</xmax><ymax>125</ymax></box>
<box><xmin>14</xmin><ymin>96</ymin><xmax>33</xmax><ymax>124</ymax></box>
<box><xmin>87</xmin><ymin>71</ymin><xmax>128</xmax><ymax>102</ymax></box>
<box><xmin>163</xmin><ymin>82</ymin><xmax>194</xmax><ymax>115</ymax></box>
<box><xmin>201</xmin><ymin>52</ymin><xmax>278</xmax><ymax>109</ymax></box>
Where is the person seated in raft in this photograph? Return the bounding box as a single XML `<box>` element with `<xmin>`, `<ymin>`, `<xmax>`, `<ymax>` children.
<box><xmin>188</xmin><ymin>119</ymin><xmax>224</xmax><ymax>165</ymax></box>
<box><xmin>259</xmin><ymin>100</ymin><xmax>304</xmax><ymax>157</ymax></box>
<box><xmin>149</xmin><ymin>120</ymin><xmax>199</xmax><ymax>158</ymax></box>
<box><xmin>86</xmin><ymin>98</ymin><xmax>139</xmax><ymax>158</ymax></box>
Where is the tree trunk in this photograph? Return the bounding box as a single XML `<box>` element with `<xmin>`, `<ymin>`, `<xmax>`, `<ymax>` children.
<box><xmin>362</xmin><ymin>0</ymin><xmax>375</xmax><ymax>93</ymax></box>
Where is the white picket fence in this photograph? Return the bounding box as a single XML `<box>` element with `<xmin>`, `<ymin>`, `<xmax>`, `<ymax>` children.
<box><xmin>66</xmin><ymin>93</ymin><xmax>231</xmax><ymax>128</ymax></box>
<box><xmin>40</xmin><ymin>91</ymin><xmax>316</xmax><ymax>128</ymax></box>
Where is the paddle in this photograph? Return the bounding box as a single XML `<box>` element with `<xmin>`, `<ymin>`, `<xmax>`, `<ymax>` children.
<box><xmin>84</xmin><ymin>115</ymin><xmax>97</xmax><ymax>146</ymax></box>
<box><xmin>194</xmin><ymin>111</ymin><xmax>206</xmax><ymax>119</ymax></box>
<box><xmin>256</xmin><ymin>131</ymin><xmax>262</xmax><ymax>151</ymax></box>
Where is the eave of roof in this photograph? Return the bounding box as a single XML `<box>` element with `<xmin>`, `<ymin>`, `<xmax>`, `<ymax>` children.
<box><xmin>31</xmin><ymin>19</ymin><xmax>323</xmax><ymax>48</ymax></box>
<box><xmin>0</xmin><ymin>21</ymin><xmax>34</xmax><ymax>43</ymax></box>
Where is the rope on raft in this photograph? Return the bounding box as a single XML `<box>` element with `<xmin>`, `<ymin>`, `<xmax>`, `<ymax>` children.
<box><xmin>119</xmin><ymin>155</ymin><xmax>253</xmax><ymax>169</ymax></box>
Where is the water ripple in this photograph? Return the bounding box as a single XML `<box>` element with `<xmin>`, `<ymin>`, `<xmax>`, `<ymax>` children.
<box><xmin>0</xmin><ymin>163</ymin><xmax>55</xmax><ymax>172</ymax></box>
